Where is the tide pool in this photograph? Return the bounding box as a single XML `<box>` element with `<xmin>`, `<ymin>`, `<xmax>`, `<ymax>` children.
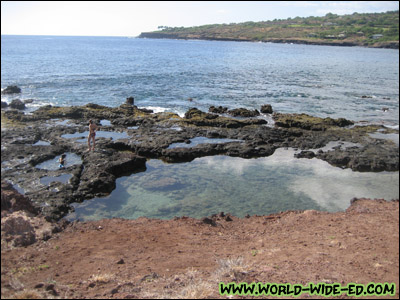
<box><xmin>66</xmin><ymin>148</ymin><xmax>399</xmax><ymax>221</ymax></box>
<box><xmin>35</xmin><ymin>152</ymin><xmax>82</xmax><ymax>170</ymax></box>
<box><xmin>61</xmin><ymin>130</ymin><xmax>129</xmax><ymax>141</ymax></box>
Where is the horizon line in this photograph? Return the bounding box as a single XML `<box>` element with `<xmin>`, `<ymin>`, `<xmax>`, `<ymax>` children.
<box><xmin>1</xmin><ymin>34</ymin><xmax>139</xmax><ymax>38</ymax></box>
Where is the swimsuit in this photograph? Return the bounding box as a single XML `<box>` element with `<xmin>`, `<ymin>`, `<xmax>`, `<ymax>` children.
<box><xmin>59</xmin><ymin>160</ymin><xmax>65</xmax><ymax>168</ymax></box>
<box><xmin>90</xmin><ymin>131</ymin><xmax>96</xmax><ymax>138</ymax></box>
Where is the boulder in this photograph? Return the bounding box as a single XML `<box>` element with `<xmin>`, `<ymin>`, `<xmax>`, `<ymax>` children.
<box><xmin>184</xmin><ymin>108</ymin><xmax>207</xmax><ymax>119</ymax></box>
<box><xmin>9</xmin><ymin>99</ymin><xmax>26</xmax><ymax>110</ymax></box>
<box><xmin>138</xmin><ymin>107</ymin><xmax>153</xmax><ymax>114</ymax></box>
<box><xmin>1</xmin><ymin>181</ymin><xmax>38</xmax><ymax>215</ymax></box>
<box><xmin>228</xmin><ymin>108</ymin><xmax>260</xmax><ymax>118</ymax></box>
<box><xmin>85</xmin><ymin>103</ymin><xmax>107</xmax><ymax>109</ymax></box>
<box><xmin>1</xmin><ymin>211</ymin><xmax>37</xmax><ymax>246</ymax></box>
<box><xmin>2</xmin><ymin>85</ymin><xmax>21</xmax><ymax>94</ymax></box>
<box><xmin>184</xmin><ymin>108</ymin><xmax>218</xmax><ymax>120</ymax></box>
<box><xmin>260</xmin><ymin>104</ymin><xmax>273</xmax><ymax>114</ymax></box>
<box><xmin>201</xmin><ymin>217</ymin><xmax>217</xmax><ymax>226</ymax></box>
<box><xmin>1</xmin><ymin>210</ymin><xmax>64</xmax><ymax>247</ymax></box>
<box><xmin>209</xmin><ymin>106</ymin><xmax>228</xmax><ymax>114</ymax></box>
<box><xmin>273</xmin><ymin>113</ymin><xmax>354</xmax><ymax>131</ymax></box>
<box><xmin>126</xmin><ymin>97</ymin><xmax>134</xmax><ymax>105</ymax></box>
<box><xmin>1</xmin><ymin>181</ymin><xmax>65</xmax><ymax>247</ymax></box>
<box><xmin>295</xmin><ymin>150</ymin><xmax>316</xmax><ymax>159</ymax></box>
<box><xmin>1</xmin><ymin>101</ymin><xmax>8</xmax><ymax>108</ymax></box>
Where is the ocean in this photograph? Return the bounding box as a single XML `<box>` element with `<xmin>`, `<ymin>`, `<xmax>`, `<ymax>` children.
<box><xmin>1</xmin><ymin>35</ymin><xmax>399</xmax><ymax>220</ymax></box>
<box><xmin>1</xmin><ymin>35</ymin><xmax>399</xmax><ymax>128</ymax></box>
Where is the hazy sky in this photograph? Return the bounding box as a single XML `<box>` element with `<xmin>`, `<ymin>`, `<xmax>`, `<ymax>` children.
<box><xmin>1</xmin><ymin>1</ymin><xmax>399</xmax><ymax>37</ymax></box>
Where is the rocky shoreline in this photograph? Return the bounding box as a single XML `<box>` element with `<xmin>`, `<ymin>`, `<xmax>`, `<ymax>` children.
<box><xmin>1</xmin><ymin>100</ymin><xmax>399</xmax><ymax>222</ymax></box>
<box><xmin>138</xmin><ymin>32</ymin><xmax>399</xmax><ymax>49</ymax></box>
<box><xmin>1</xmin><ymin>98</ymin><xmax>399</xmax><ymax>298</ymax></box>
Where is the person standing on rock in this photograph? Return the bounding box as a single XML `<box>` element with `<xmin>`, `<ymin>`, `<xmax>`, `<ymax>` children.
<box><xmin>88</xmin><ymin>119</ymin><xmax>98</xmax><ymax>151</ymax></box>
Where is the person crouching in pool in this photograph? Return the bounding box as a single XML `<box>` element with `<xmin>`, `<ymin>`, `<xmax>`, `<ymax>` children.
<box><xmin>59</xmin><ymin>154</ymin><xmax>66</xmax><ymax>169</ymax></box>
<box><xmin>88</xmin><ymin>119</ymin><xmax>98</xmax><ymax>151</ymax></box>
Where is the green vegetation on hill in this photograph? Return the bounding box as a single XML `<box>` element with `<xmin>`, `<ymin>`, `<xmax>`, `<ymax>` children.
<box><xmin>139</xmin><ymin>10</ymin><xmax>399</xmax><ymax>48</ymax></box>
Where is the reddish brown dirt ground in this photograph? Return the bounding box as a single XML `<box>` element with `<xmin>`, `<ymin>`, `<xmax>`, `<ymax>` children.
<box><xmin>1</xmin><ymin>198</ymin><xmax>399</xmax><ymax>299</ymax></box>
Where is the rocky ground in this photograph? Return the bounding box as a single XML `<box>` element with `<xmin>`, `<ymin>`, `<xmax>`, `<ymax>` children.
<box><xmin>1</xmin><ymin>100</ymin><xmax>399</xmax><ymax>298</ymax></box>
<box><xmin>1</xmin><ymin>102</ymin><xmax>398</xmax><ymax>221</ymax></box>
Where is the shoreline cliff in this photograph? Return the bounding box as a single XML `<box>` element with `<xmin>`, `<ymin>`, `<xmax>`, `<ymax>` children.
<box><xmin>138</xmin><ymin>32</ymin><xmax>399</xmax><ymax>49</ymax></box>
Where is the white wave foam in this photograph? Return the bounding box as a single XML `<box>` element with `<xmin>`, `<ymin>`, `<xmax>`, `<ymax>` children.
<box><xmin>139</xmin><ymin>106</ymin><xmax>166</xmax><ymax>114</ymax></box>
<box><xmin>384</xmin><ymin>124</ymin><xmax>399</xmax><ymax>130</ymax></box>
<box><xmin>139</xmin><ymin>106</ymin><xmax>186</xmax><ymax>118</ymax></box>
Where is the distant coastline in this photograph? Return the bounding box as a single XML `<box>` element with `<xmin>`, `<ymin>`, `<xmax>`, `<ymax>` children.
<box><xmin>139</xmin><ymin>10</ymin><xmax>399</xmax><ymax>49</ymax></box>
<box><xmin>138</xmin><ymin>32</ymin><xmax>399</xmax><ymax>49</ymax></box>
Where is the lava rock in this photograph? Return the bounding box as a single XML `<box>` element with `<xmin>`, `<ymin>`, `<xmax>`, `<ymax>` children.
<box><xmin>2</xmin><ymin>85</ymin><xmax>21</xmax><ymax>94</ymax></box>
<box><xmin>260</xmin><ymin>104</ymin><xmax>273</xmax><ymax>114</ymax></box>
<box><xmin>9</xmin><ymin>99</ymin><xmax>26</xmax><ymax>110</ymax></box>
<box><xmin>228</xmin><ymin>108</ymin><xmax>260</xmax><ymax>118</ymax></box>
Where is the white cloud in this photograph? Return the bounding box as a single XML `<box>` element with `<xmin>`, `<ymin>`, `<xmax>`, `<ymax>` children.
<box><xmin>216</xmin><ymin>9</ymin><xmax>229</xmax><ymax>14</ymax></box>
<box><xmin>2</xmin><ymin>1</ymin><xmax>399</xmax><ymax>36</ymax></box>
<box><xmin>280</xmin><ymin>1</ymin><xmax>319</xmax><ymax>7</ymax></box>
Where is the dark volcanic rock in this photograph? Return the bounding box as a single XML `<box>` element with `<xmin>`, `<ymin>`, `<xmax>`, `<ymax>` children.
<box><xmin>183</xmin><ymin>108</ymin><xmax>267</xmax><ymax>128</ymax></box>
<box><xmin>9</xmin><ymin>99</ymin><xmax>26</xmax><ymax>110</ymax></box>
<box><xmin>316</xmin><ymin>144</ymin><xmax>399</xmax><ymax>172</ymax></box>
<box><xmin>209</xmin><ymin>106</ymin><xmax>228</xmax><ymax>114</ymax></box>
<box><xmin>201</xmin><ymin>217</ymin><xmax>217</xmax><ymax>226</ymax></box>
<box><xmin>1</xmin><ymin>181</ymin><xmax>38</xmax><ymax>215</ymax></box>
<box><xmin>185</xmin><ymin>108</ymin><xmax>218</xmax><ymax>120</ymax></box>
<box><xmin>126</xmin><ymin>97</ymin><xmax>134</xmax><ymax>105</ymax></box>
<box><xmin>273</xmin><ymin>113</ymin><xmax>354</xmax><ymax>131</ymax></box>
<box><xmin>295</xmin><ymin>150</ymin><xmax>316</xmax><ymax>159</ymax></box>
<box><xmin>1</xmin><ymin>103</ymin><xmax>398</xmax><ymax>221</ymax></box>
<box><xmin>1</xmin><ymin>180</ymin><xmax>68</xmax><ymax>248</ymax></box>
<box><xmin>260</xmin><ymin>104</ymin><xmax>273</xmax><ymax>114</ymax></box>
<box><xmin>228</xmin><ymin>108</ymin><xmax>260</xmax><ymax>118</ymax></box>
<box><xmin>2</xmin><ymin>85</ymin><xmax>21</xmax><ymax>94</ymax></box>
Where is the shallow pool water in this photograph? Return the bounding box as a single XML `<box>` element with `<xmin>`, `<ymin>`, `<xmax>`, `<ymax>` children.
<box><xmin>33</xmin><ymin>140</ymin><xmax>51</xmax><ymax>146</ymax></box>
<box><xmin>61</xmin><ymin>130</ymin><xmax>129</xmax><ymax>141</ymax></box>
<box><xmin>12</xmin><ymin>183</ymin><xmax>25</xmax><ymax>195</ymax></box>
<box><xmin>46</xmin><ymin>119</ymin><xmax>80</xmax><ymax>127</ymax></box>
<box><xmin>369</xmin><ymin>132</ymin><xmax>399</xmax><ymax>146</ymax></box>
<box><xmin>66</xmin><ymin>148</ymin><xmax>399</xmax><ymax>221</ymax></box>
<box><xmin>40</xmin><ymin>174</ymin><xmax>72</xmax><ymax>185</ymax></box>
<box><xmin>168</xmin><ymin>137</ymin><xmax>243</xmax><ymax>149</ymax></box>
<box><xmin>35</xmin><ymin>152</ymin><xmax>82</xmax><ymax>170</ymax></box>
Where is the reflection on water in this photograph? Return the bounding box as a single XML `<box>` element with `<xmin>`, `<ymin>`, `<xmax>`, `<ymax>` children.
<box><xmin>35</xmin><ymin>152</ymin><xmax>82</xmax><ymax>170</ymax></box>
<box><xmin>40</xmin><ymin>174</ymin><xmax>72</xmax><ymax>185</ymax></box>
<box><xmin>12</xmin><ymin>183</ymin><xmax>25</xmax><ymax>195</ymax></box>
<box><xmin>369</xmin><ymin>132</ymin><xmax>399</xmax><ymax>146</ymax></box>
<box><xmin>66</xmin><ymin>148</ymin><xmax>399</xmax><ymax>221</ymax></box>
<box><xmin>33</xmin><ymin>140</ymin><xmax>51</xmax><ymax>146</ymax></box>
<box><xmin>100</xmin><ymin>119</ymin><xmax>111</xmax><ymax>126</ymax></box>
<box><xmin>309</xmin><ymin>141</ymin><xmax>362</xmax><ymax>152</ymax></box>
<box><xmin>168</xmin><ymin>137</ymin><xmax>243</xmax><ymax>149</ymax></box>
<box><xmin>46</xmin><ymin>119</ymin><xmax>80</xmax><ymax>127</ymax></box>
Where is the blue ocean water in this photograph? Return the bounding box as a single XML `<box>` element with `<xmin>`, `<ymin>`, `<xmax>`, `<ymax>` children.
<box><xmin>1</xmin><ymin>35</ymin><xmax>399</xmax><ymax>127</ymax></box>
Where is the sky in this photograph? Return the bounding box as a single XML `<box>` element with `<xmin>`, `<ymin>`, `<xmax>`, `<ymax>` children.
<box><xmin>1</xmin><ymin>1</ymin><xmax>399</xmax><ymax>37</ymax></box>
